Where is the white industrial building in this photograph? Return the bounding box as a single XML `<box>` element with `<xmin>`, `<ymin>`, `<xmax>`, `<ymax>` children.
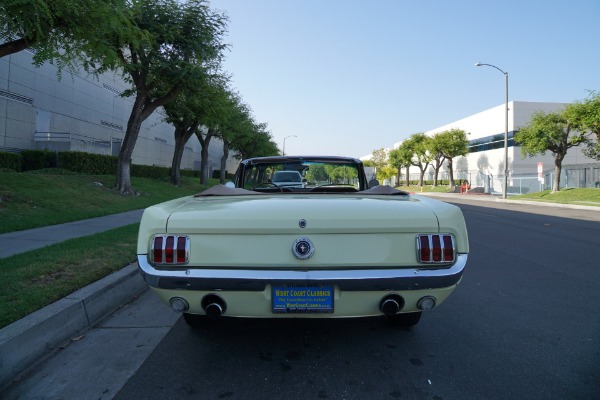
<box><xmin>0</xmin><ymin>49</ymin><xmax>237</xmax><ymax>175</ymax></box>
<box><xmin>380</xmin><ymin>101</ymin><xmax>599</xmax><ymax>194</ymax></box>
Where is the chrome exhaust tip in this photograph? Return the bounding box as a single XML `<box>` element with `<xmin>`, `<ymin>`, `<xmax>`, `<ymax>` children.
<box><xmin>201</xmin><ymin>294</ymin><xmax>227</xmax><ymax>318</ymax></box>
<box><xmin>379</xmin><ymin>294</ymin><xmax>405</xmax><ymax>316</ymax></box>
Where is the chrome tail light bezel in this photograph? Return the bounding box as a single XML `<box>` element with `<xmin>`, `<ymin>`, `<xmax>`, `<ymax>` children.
<box><xmin>150</xmin><ymin>235</ymin><xmax>190</xmax><ymax>266</ymax></box>
<box><xmin>416</xmin><ymin>234</ymin><xmax>456</xmax><ymax>264</ymax></box>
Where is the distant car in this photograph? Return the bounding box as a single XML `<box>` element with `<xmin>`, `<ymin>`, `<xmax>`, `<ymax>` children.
<box><xmin>137</xmin><ymin>156</ymin><xmax>469</xmax><ymax>328</ymax></box>
<box><xmin>270</xmin><ymin>170</ymin><xmax>305</xmax><ymax>188</ymax></box>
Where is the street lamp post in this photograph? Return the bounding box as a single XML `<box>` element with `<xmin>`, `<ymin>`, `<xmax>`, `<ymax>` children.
<box><xmin>475</xmin><ymin>62</ymin><xmax>509</xmax><ymax>199</ymax></box>
<box><xmin>282</xmin><ymin>135</ymin><xmax>297</xmax><ymax>156</ymax></box>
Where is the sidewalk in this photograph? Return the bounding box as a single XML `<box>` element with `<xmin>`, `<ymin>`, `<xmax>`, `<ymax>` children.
<box><xmin>0</xmin><ymin>209</ymin><xmax>147</xmax><ymax>390</ymax></box>
<box><xmin>0</xmin><ymin>209</ymin><xmax>144</xmax><ymax>259</ymax></box>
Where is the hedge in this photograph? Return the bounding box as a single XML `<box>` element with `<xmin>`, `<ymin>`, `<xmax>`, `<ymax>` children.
<box><xmin>58</xmin><ymin>151</ymin><xmax>117</xmax><ymax>175</ymax></box>
<box><xmin>0</xmin><ymin>152</ymin><xmax>21</xmax><ymax>171</ymax></box>
<box><xmin>0</xmin><ymin>150</ymin><xmax>201</xmax><ymax>179</ymax></box>
<box><xmin>21</xmin><ymin>150</ymin><xmax>57</xmax><ymax>171</ymax></box>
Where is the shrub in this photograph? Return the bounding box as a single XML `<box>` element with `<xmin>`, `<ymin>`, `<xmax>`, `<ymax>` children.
<box><xmin>131</xmin><ymin>164</ymin><xmax>169</xmax><ymax>179</ymax></box>
<box><xmin>0</xmin><ymin>152</ymin><xmax>21</xmax><ymax>171</ymax></box>
<box><xmin>58</xmin><ymin>152</ymin><xmax>117</xmax><ymax>175</ymax></box>
<box><xmin>21</xmin><ymin>150</ymin><xmax>57</xmax><ymax>171</ymax></box>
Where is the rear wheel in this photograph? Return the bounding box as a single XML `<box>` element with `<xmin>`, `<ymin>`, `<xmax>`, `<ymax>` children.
<box><xmin>387</xmin><ymin>311</ymin><xmax>422</xmax><ymax>328</ymax></box>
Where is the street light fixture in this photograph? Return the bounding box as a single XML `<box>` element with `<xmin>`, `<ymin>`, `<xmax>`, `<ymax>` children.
<box><xmin>475</xmin><ymin>62</ymin><xmax>509</xmax><ymax>199</ymax></box>
<box><xmin>282</xmin><ymin>135</ymin><xmax>297</xmax><ymax>156</ymax></box>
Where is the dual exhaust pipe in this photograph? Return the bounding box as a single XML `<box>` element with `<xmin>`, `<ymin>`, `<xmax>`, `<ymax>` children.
<box><xmin>379</xmin><ymin>294</ymin><xmax>437</xmax><ymax>316</ymax></box>
<box><xmin>171</xmin><ymin>293</ymin><xmax>435</xmax><ymax>317</ymax></box>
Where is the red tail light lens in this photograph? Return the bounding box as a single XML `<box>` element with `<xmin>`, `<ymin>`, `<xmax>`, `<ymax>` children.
<box><xmin>417</xmin><ymin>234</ymin><xmax>455</xmax><ymax>264</ymax></box>
<box><xmin>151</xmin><ymin>235</ymin><xmax>190</xmax><ymax>265</ymax></box>
<box><xmin>177</xmin><ymin>236</ymin><xmax>187</xmax><ymax>263</ymax></box>
<box><xmin>153</xmin><ymin>236</ymin><xmax>164</xmax><ymax>263</ymax></box>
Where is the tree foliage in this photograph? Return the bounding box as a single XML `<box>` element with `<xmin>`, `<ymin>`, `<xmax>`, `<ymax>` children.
<box><xmin>163</xmin><ymin>73</ymin><xmax>230</xmax><ymax>185</ymax></box>
<box><xmin>0</xmin><ymin>0</ymin><xmax>138</xmax><ymax>74</ymax></box>
<box><xmin>405</xmin><ymin>133</ymin><xmax>433</xmax><ymax>187</ymax></box>
<box><xmin>514</xmin><ymin>110</ymin><xmax>586</xmax><ymax>192</ymax></box>
<box><xmin>389</xmin><ymin>143</ymin><xmax>414</xmax><ymax>186</ymax></box>
<box><xmin>564</xmin><ymin>91</ymin><xmax>600</xmax><ymax>160</ymax></box>
<box><xmin>433</xmin><ymin>128</ymin><xmax>469</xmax><ymax>187</ymax></box>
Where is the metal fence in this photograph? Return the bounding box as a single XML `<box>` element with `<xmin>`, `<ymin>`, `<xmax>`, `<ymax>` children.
<box><xmin>399</xmin><ymin>163</ymin><xmax>600</xmax><ymax>195</ymax></box>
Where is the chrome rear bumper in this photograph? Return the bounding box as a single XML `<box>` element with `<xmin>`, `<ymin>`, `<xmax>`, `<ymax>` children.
<box><xmin>137</xmin><ymin>254</ymin><xmax>467</xmax><ymax>292</ymax></box>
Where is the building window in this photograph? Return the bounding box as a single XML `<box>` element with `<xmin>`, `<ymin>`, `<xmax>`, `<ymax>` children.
<box><xmin>468</xmin><ymin>132</ymin><xmax>516</xmax><ymax>153</ymax></box>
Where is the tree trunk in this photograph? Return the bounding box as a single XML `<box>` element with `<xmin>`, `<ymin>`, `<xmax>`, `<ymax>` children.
<box><xmin>170</xmin><ymin>123</ymin><xmax>198</xmax><ymax>186</ymax></box>
<box><xmin>116</xmin><ymin>94</ymin><xmax>147</xmax><ymax>195</ymax></box>
<box><xmin>447</xmin><ymin>158</ymin><xmax>455</xmax><ymax>187</ymax></box>
<box><xmin>552</xmin><ymin>154</ymin><xmax>565</xmax><ymax>193</ymax></box>
<box><xmin>419</xmin><ymin>169</ymin><xmax>425</xmax><ymax>187</ymax></box>
<box><xmin>197</xmin><ymin>128</ymin><xmax>213</xmax><ymax>185</ymax></box>
<box><xmin>220</xmin><ymin>141</ymin><xmax>229</xmax><ymax>184</ymax></box>
<box><xmin>170</xmin><ymin>127</ymin><xmax>186</xmax><ymax>186</ymax></box>
<box><xmin>405</xmin><ymin>166</ymin><xmax>410</xmax><ymax>186</ymax></box>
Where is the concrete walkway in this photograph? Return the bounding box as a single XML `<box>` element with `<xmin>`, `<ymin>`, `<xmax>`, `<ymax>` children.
<box><xmin>0</xmin><ymin>209</ymin><xmax>144</xmax><ymax>259</ymax></box>
<box><xmin>0</xmin><ymin>209</ymin><xmax>146</xmax><ymax>390</ymax></box>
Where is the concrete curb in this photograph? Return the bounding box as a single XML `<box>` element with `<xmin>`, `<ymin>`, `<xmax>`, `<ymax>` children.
<box><xmin>0</xmin><ymin>263</ymin><xmax>146</xmax><ymax>390</ymax></box>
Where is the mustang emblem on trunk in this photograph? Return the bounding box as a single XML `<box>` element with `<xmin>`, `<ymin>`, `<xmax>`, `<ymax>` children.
<box><xmin>292</xmin><ymin>237</ymin><xmax>314</xmax><ymax>259</ymax></box>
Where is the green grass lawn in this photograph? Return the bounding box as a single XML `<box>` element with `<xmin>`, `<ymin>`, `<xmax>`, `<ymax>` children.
<box><xmin>510</xmin><ymin>187</ymin><xmax>600</xmax><ymax>206</ymax></box>
<box><xmin>0</xmin><ymin>224</ymin><xmax>139</xmax><ymax>328</ymax></box>
<box><xmin>0</xmin><ymin>170</ymin><xmax>220</xmax><ymax>328</ymax></box>
<box><xmin>0</xmin><ymin>171</ymin><xmax>218</xmax><ymax>233</ymax></box>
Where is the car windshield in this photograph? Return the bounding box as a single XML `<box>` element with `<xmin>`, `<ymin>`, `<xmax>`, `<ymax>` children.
<box><xmin>241</xmin><ymin>159</ymin><xmax>362</xmax><ymax>191</ymax></box>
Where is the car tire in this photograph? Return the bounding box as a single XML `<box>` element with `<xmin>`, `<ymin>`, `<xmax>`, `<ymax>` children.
<box><xmin>182</xmin><ymin>313</ymin><xmax>211</xmax><ymax>328</ymax></box>
<box><xmin>387</xmin><ymin>311</ymin><xmax>422</xmax><ymax>328</ymax></box>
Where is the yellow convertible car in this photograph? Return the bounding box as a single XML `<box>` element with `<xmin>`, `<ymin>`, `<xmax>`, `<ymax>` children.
<box><xmin>137</xmin><ymin>156</ymin><xmax>468</xmax><ymax>328</ymax></box>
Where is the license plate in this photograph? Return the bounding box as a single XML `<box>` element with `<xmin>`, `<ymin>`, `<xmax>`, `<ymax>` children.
<box><xmin>272</xmin><ymin>286</ymin><xmax>334</xmax><ymax>313</ymax></box>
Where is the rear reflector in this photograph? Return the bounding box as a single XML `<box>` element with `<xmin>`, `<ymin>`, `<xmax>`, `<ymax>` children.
<box><xmin>416</xmin><ymin>234</ymin><xmax>455</xmax><ymax>264</ymax></box>
<box><xmin>151</xmin><ymin>235</ymin><xmax>190</xmax><ymax>265</ymax></box>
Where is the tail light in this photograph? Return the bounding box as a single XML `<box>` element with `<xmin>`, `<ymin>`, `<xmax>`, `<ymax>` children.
<box><xmin>151</xmin><ymin>235</ymin><xmax>190</xmax><ymax>265</ymax></box>
<box><xmin>417</xmin><ymin>234</ymin><xmax>455</xmax><ymax>264</ymax></box>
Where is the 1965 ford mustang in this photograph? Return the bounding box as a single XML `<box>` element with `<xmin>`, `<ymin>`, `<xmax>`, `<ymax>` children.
<box><xmin>137</xmin><ymin>156</ymin><xmax>468</xmax><ymax>328</ymax></box>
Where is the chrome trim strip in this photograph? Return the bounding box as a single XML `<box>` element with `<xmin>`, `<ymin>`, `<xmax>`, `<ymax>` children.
<box><xmin>137</xmin><ymin>254</ymin><xmax>467</xmax><ymax>292</ymax></box>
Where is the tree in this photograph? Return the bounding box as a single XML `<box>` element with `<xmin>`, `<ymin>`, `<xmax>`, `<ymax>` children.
<box><xmin>163</xmin><ymin>73</ymin><xmax>229</xmax><ymax>185</ymax></box>
<box><xmin>371</xmin><ymin>148</ymin><xmax>388</xmax><ymax>170</ymax></box>
<box><xmin>91</xmin><ymin>0</ymin><xmax>227</xmax><ymax>194</ymax></box>
<box><xmin>0</xmin><ymin>0</ymin><xmax>136</xmax><ymax>71</ymax></box>
<box><xmin>406</xmin><ymin>133</ymin><xmax>434</xmax><ymax>187</ymax></box>
<box><xmin>436</xmin><ymin>128</ymin><xmax>469</xmax><ymax>187</ymax></box>
<box><xmin>231</xmin><ymin>122</ymin><xmax>278</xmax><ymax>160</ymax></box>
<box><xmin>429</xmin><ymin>134</ymin><xmax>448</xmax><ymax>187</ymax></box>
<box><xmin>369</xmin><ymin>148</ymin><xmax>389</xmax><ymax>182</ymax></box>
<box><xmin>514</xmin><ymin>111</ymin><xmax>586</xmax><ymax>192</ymax></box>
<box><xmin>216</xmin><ymin>93</ymin><xmax>254</xmax><ymax>183</ymax></box>
<box><xmin>389</xmin><ymin>141</ymin><xmax>414</xmax><ymax>186</ymax></box>
<box><xmin>565</xmin><ymin>91</ymin><xmax>600</xmax><ymax>160</ymax></box>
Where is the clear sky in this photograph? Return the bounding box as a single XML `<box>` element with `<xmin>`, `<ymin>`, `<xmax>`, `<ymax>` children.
<box><xmin>208</xmin><ymin>0</ymin><xmax>599</xmax><ymax>158</ymax></box>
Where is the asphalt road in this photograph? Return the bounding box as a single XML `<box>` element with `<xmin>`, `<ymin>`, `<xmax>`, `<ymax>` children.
<box><xmin>5</xmin><ymin>199</ymin><xmax>600</xmax><ymax>400</ymax></box>
<box><xmin>114</xmin><ymin>199</ymin><xmax>600</xmax><ymax>400</ymax></box>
